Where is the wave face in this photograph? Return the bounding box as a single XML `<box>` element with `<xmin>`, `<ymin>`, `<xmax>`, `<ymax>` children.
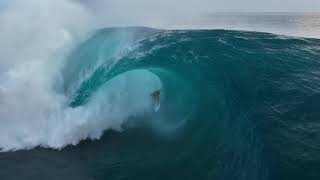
<box><xmin>2</xmin><ymin>27</ymin><xmax>320</xmax><ymax>179</ymax></box>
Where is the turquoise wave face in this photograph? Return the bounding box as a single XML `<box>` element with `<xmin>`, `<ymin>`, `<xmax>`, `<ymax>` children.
<box><xmin>59</xmin><ymin>27</ymin><xmax>320</xmax><ymax>180</ymax></box>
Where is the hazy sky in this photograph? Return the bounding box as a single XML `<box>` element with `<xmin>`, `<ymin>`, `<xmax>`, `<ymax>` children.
<box><xmin>1</xmin><ymin>0</ymin><xmax>320</xmax><ymax>12</ymax></box>
<box><xmin>78</xmin><ymin>0</ymin><xmax>320</xmax><ymax>13</ymax></box>
<box><xmin>206</xmin><ymin>0</ymin><xmax>320</xmax><ymax>12</ymax></box>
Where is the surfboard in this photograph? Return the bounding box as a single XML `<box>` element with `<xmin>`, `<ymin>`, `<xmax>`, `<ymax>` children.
<box><xmin>154</xmin><ymin>102</ymin><xmax>161</xmax><ymax>112</ymax></box>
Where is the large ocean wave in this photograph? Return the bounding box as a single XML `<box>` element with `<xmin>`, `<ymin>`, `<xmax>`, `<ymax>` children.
<box><xmin>1</xmin><ymin>26</ymin><xmax>320</xmax><ymax>179</ymax></box>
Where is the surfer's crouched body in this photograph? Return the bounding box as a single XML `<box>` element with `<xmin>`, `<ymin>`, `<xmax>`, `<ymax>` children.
<box><xmin>151</xmin><ymin>90</ymin><xmax>161</xmax><ymax>112</ymax></box>
<box><xmin>151</xmin><ymin>90</ymin><xmax>160</xmax><ymax>102</ymax></box>
<box><xmin>122</xmin><ymin>90</ymin><xmax>161</xmax><ymax>128</ymax></box>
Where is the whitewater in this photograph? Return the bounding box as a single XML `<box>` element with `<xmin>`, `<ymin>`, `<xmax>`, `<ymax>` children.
<box><xmin>0</xmin><ymin>0</ymin><xmax>188</xmax><ymax>151</ymax></box>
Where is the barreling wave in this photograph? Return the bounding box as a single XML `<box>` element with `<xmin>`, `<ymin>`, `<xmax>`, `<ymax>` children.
<box><xmin>1</xmin><ymin>27</ymin><xmax>320</xmax><ymax>179</ymax></box>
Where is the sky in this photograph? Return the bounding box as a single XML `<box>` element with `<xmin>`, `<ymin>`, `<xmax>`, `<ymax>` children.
<box><xmin>75</xmin><ymin>0</ymin><xmax>320</xmax><ymax>13</ymax></box>
<box><xmin>1</xmin><ymin>0</ymin><xmax>320</xmax><ymax>12</ymax></box>
<box><xmin>0</xmin><ymin>0</ymin><xmax>319</xmax><ymax>32</ymax></box>
<box><xmin>69</xmin><ymin>0</ymin><xmax>320</xmax><ymax>28</ymax></box>
<box><xmin>205</xmin><ymin>0</ymin><xmax>320</xmax><ymax>12</ymax></box>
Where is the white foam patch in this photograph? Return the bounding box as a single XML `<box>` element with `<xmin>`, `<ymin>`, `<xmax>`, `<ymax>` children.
<box><xmin>0</xmin><ymin>0</ymin><xmax>164</xmax><ymax>152</ymax></box>
<box><xmin>0</xmin><ymin>0</ymin><xmax>93</xmax><ymax>151</ymax></box>
<box><xmin>0</xmin><ymin>63</ymin><xmax>161</xmax><ymax>151</ymax></box>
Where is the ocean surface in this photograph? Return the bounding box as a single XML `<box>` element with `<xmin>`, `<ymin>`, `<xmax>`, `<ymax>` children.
<box><xmin>1</xmin><ymin>13</ymin><xmax>320</xmax><ymax>180</ymax></box>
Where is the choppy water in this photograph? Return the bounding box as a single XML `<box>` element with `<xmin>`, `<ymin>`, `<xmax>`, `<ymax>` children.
<box><xmin>1</xmin><ymin>14</ymin><xmax>320</xmax><ymax>180</ymax></box>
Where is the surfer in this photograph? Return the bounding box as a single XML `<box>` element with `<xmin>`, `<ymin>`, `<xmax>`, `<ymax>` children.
<box><xmin>151</xmin><ymin>90</ymin><xmax>161</xmax><ymax>112</ymax></box>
